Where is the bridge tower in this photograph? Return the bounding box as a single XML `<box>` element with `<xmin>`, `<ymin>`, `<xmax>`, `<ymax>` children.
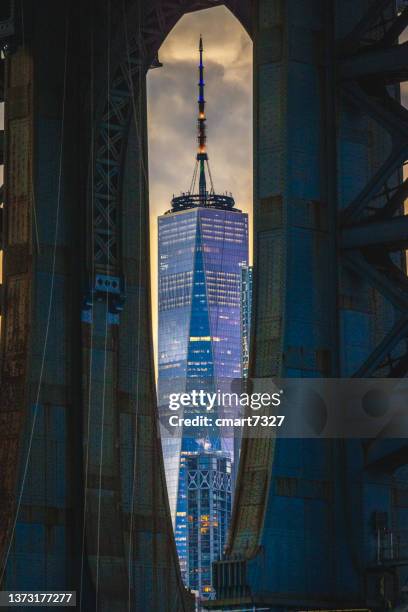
<box><xmin>209</xmin><ymin>0</ymin><xmax>408</xmax><ymax>610</ymax></box>
<box><xmin>0</xmin><ymin>1</ymin><xmax>195</xmax><ymax>610</ymax></box>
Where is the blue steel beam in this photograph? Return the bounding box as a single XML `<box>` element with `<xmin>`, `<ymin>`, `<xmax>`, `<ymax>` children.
<box><xmin>341</xmin><ymin>215</ymin><xmax>408</xmax><ymax>250</ymax></box>
<box><xmin>342</xmin><ymin>250</ymin><xmax>408</xmax><ymax>312</ymax></box>
<box><xmin>341</xmin><ymin>83</ymin><xmax>408</xmax><ymax>225</ymax></box>
<box><xmin>337</xmin><ymin>0</ymin><xmax>408</xmax><ymax>385</ymax></box>
<box><xmin>340</xmin><ymin>42</ymin><xmax>408</xmax><ymax>83</ymax></box>
<box><xmin>342</xmin><ymin>81</ymin><xmax>408</xmax><ymax>144</ymax></box>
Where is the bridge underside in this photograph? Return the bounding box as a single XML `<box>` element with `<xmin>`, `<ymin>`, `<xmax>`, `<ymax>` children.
<box><xmin>0</xmin><ymin>0</ymin><xmax>407</xmax><ymax>611</ymax></box>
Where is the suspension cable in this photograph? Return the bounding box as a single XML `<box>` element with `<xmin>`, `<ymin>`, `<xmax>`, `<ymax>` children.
<box><xmin>122</xmin><ymin>1</ymin><xmax>149</xmax><ymax>608</ymax></box>
<box><xmin>79</xmin><ymin>20</ymin><xmax>96</xmax><ymax>612</ymax></box>
<box><xmin>95</xmin><ymin>2</ymin><xmax>111</xmax><ymax>609</ymax></box>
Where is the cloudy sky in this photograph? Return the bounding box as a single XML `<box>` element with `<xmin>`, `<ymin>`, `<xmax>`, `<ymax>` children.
<box><xmin>146</xmin><ymin>6</ymin><xmax>253</xmax><ymax>355</ymax></box>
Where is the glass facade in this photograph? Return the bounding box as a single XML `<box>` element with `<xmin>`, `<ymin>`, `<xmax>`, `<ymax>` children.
<box><xmin>240</xmin><ymin>265</ymin><xmax>253</xmax><ymax>379</ymax></box>
<box><xmin>231</xmin><ymin>265</ymin><xmax>253</xmax><ymax>487</ymax></box>
<box><xmin>158</xmin><ymin>205</ymin><xmax>248</xmax><ymax>583</ymax></box>
<box><xmin>186</xmin><ymin>451</ymin><xmax>232</xmax><ymax>599</ymax></box>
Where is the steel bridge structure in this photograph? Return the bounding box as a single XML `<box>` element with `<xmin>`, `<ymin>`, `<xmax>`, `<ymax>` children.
<box><xmin>0</xmin><ymin>0</ymin><xmax>407</xmax><ymax>610</ymax></box>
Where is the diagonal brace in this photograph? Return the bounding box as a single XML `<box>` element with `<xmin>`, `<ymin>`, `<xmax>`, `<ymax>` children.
<box><xmin>341</xmin><ymin>83</ymin><xmax>408</xmax><ymax>224</ymax></box>
<box><xmin>342</xmin><ymin>250</ymin><xmax>408</xmax><ymax>312</ymax></box>
<box><xmin>340</xmin><ymin>42</ymin><xmax>408</xmax><ymax>83</ymax></box>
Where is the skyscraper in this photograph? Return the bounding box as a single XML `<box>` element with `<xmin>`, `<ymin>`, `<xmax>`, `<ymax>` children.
<box><xmin>158</xmin><ymin>37</ymin><xmax>248</xmax><ymax>585</ymax></box>
<box><xmin>240</xmin><ymin>265</ymin><xmax>253</xmax><ymax>380</ymax></box>
<box><xmin>186</xmin><ymin>451</ymin><xmax>232</xmax><ymax>599</ymax></box>
<box><xmin>231</xmin><ymin>265</ymin><xmax>253</xmax><ymax>489</ymax></box>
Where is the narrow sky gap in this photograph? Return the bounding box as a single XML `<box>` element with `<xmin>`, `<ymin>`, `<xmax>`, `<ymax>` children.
<box><xmin>146</xmin><ymin>6</ymin><xmax>253</xmax><ymax>363</ymax></box>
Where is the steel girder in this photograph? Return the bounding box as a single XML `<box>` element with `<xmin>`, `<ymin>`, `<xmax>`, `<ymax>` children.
<box><xmin>340</xmin><ymin>41</ymin><xmax>408</xmax><ymax>83</ymax></box>
<box><xmin>340</xmin><ymin>83</ymin><xmax>408</xmax><ymax>224</ymax></box>
<box><xmin>341</xmin><ymin>1</ymin><xmax>408</xmax><ymax>52</ymax></box>
<box><xmin>342</xmin><ymin>250</ymin><xmax>408</xmax><ymax>313</ymax></box>
<box><xmin>339</xmin><ymin>0</ymin><xmax>408</xmax><ymax>379</ymax></box>
<box><xmin>341</xmin><ymin>215</ymin><xmax>408</xmax><ymax>250</ymax></box>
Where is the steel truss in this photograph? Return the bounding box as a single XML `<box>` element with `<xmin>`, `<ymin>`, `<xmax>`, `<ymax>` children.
<box><xmin>339</xmin><ymin>0</ymin><xmax>408</xmax><ymax>377</ymax></box>
<box><xmin>89</xmin><ymin>0</ymin><xmax>250</xmax><ymax>307</ymax></box>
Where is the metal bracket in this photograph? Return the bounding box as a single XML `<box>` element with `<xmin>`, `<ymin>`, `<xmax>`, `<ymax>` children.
<box><xmin>83</xmin><ymin>274</ymin><xmax>126</xmax><ymax>316</ymax></box>
<box><xmin>337</xmin><ymin>1</ymin><xmax>408</xmax><ymax>378</ymax></box>
<box><xmin>340</xmin><ymin>84</ymin><xmax>408</xmax><ymax>226</ymax></box>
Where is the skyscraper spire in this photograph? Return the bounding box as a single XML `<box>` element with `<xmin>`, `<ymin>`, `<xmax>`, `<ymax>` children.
<box><xmin>197</xmin><ymin>35</ymin><xmax>207</xmax><ymax>203</ymax></box>
<box><xmin>171</xmin><ymin>37</ymin><xmax>236</xmax><ymax>212</ymax></box>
